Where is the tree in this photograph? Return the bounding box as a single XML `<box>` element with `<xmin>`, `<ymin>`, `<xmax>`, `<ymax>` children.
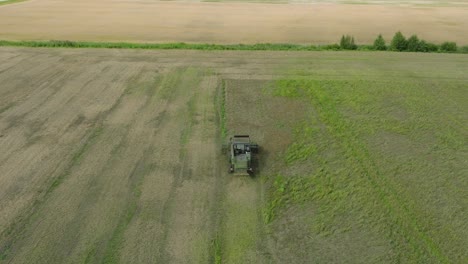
<box><xmin>407</xmin><ymin>35</ymin><xmax>420</xmax><ymax>52</ymax></box>
<box><xmin>340</xmin><ymin>35</ymin><xmax>357</xmax><ymax>50</ymax></box>
<box><xmin>440</xmin><ymin>42</ymin><xmax>457</xmax><ymax>52</ymax></box>
<box><xmin>417</xmin><ymin>40</ymin><xmax>429</xmax><ymax>52</ymax></box>
<box><xmin>461</xmin><ymin>45</ymin><xmax>468</xmax><ymax>53</ymax></box>
<box><xmin>426</xmin><ymin>42</ymin><xmax>439</xmax><ymax>52</ymax></box>
<box><xmin>415</xmin><ymin>40</ymin><xmax>437</xmax><ymax>52</ymax></box>
<box><xmin>391</xmin><ymin>31</ymin><xmax>408</xmax><ymax>51</ymax></box>
<box><xmin>373</xmin><ymin>34</ymin><xmax>386</xmax><ymax>50</ymax></box>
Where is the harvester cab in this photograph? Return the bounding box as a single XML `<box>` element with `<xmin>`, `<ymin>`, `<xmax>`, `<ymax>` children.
<box><xmin>226</xmin><ymin>135</ymin><xmax>259</xmax><ymax>175</ymax></box>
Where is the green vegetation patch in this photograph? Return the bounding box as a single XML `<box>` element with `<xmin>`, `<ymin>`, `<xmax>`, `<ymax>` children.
<box><xmin>0</xmin><ymin>40</ymin><xmax>321</xmax><ymax>51</ymax></box>
<box><xmin>0</xmin><ymin>0</ymin><xmax>28</xmax><ymax>6</ymax></box>
<box><xmin>2</xmin><ymin>39</ymin><xmax>467</xmax><ymax>53</ymax></box>
<box><xmin>210</xmin><ymin>233</ymin><xmax>223</xmax><ymax>264</ymax></box>
<box><xmin>100</xmin><ymin>158</ymin><xmax>151</xmax><ymax>264</ymax></box>
<box><xmin>219</xmin><ymin>80</ymin><xmax>228</xmax><ymax>138</ymax></box>
<box><xmin>220</xmin><ymin>195</ymin><xmax>258</xmax><ymax>263</ymax></box>
<box><xmin>265</xmin><ymin>77</ymin><xmax>467</xmax><ymax>262</ymax></box>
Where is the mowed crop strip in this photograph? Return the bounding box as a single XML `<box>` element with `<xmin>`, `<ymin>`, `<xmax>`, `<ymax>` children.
<box><xmin>0</xmin><ymin>47</ymin><xmax>467</xmax><ymax>263</ymax></box>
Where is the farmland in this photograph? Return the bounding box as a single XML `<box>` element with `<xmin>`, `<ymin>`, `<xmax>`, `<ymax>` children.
<box><xmin>1</xmin><ymin>0</ymin><xmax>468</xmax><ymax>45</ymax></box>
<box><xmin>0</xmin><ymin>47</ymin><xmax>467</xmax><ymax>263</ymax></box>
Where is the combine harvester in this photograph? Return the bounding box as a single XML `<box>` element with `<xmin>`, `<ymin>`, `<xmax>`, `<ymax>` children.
<box><xmin>224</xmin><ymin>135</ymin><xmax>259</xmax><ymax>175</ymax></box>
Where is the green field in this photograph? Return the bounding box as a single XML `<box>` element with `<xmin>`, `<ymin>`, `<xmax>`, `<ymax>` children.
<box><xmin>259</xmin><ymin>61</ymin><xmax>468</xmax><ymax>262</ymax></box>
<box><xmin>222</xmin><ymin>53</ymin><xmax>468</xmax><ymax>262</ymax></box>
<box><xmin>265</xmin><ymin>81</ymin><xmax>466</xmax><ymax>261</ymax></box>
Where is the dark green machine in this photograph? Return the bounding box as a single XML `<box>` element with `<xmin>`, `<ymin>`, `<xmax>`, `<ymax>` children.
<box><xmin>226</xmin><ymin>135</ymin><xmax>259</xmax><ymax>175</ymax></box>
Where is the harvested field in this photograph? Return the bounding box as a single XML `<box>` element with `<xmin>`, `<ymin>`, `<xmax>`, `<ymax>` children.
<box><xmin>0</xmin><ymin>0</ymin><xmax>468</xmax><ymax>45</ymax></box>
<box><xmin>0</xmin><ymin>47</ymin><xmax>467</xmax><ymax>263</ymax></box>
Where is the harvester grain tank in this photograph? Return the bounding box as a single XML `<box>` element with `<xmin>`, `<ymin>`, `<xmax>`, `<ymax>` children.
<box><xmin>225</xmin><ymin>135</ymin><xmax>259</xmax><ymax>175</ymax></box>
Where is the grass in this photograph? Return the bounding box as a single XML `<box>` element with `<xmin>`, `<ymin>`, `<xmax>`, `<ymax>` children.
<box><xmin>84</xmin><ymin>69</ymin><xmax>197</xmax><ymax>263</ymax></box>
<box><xmin>0</xmin><ymin>40</ymin><xmax>322</xmax><ymax>51</ymax></box>
<box><xmin>178</xmin><ymin>69</ymin><xmax>203</xmax><ymax>153</ymax></box>
<box><xmin>157</xmin><ymin>69</ymin><xmax>184</xmax><ymax>100</ymax></box>
<box><xmin>1</xmin><ymin>40</ymin><xmax>467</xmax><ymax>53</ymax></box>
<box><xmin>101</xmin><ymin>158</ymin><xmax>150</xmax><ymax>264</ymax></box>
<box><xmin>264</xmin><ymin>175</ymin><xmax>314</xmax><ymax>224</ymax></box>
<box><xmin>211</xmin><ymin>234</ymin><xmax>223</xmax><ymax>264</ymax></box>
<box><xmin>179</xmin><ymin>94</ymin><xmax>197</xmax><ymax>146</ymax></box>
<box><xmin>264</xmin><ymin>76</ymin><xmax>467</xmax><ymax>262</ymax></box>
<box><xmin>219</xmin><ymin>80</ymin><xmax>228</xmax><ymax>138</ymax></box>
<box><xmin>0</xmin><ymin>0</ymin><xmax>27</xmax><ymax>6</ymax></box>
<box><xmin>47</xmin><ymin>125</ymin><xmax>104</xmax><ymax>193</ymax></box>
<box><xmin>221</xmin><ymin>194</ymin><xmax>258</xmax><ymax>263</ymax></box>
<box><xmin>0</xmin><ymin>102</ymin><xmax>16</xmax><ymax>115</ymax></box>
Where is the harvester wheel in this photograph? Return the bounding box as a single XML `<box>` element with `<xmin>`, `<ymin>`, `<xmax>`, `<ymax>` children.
<box><xmin>221</xmin><ymin>143</ymin><xmax>228</xmax><ymax>153</ymax></box>
<box><xmin>250</xmin><ymin>144</ymin><xmax>259</xmax><ymax>154</ymax></box>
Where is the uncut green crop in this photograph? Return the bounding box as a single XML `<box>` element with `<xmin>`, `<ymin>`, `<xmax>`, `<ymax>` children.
<box><xmin>266</xmin><ymin>78</ymin><xmax>467</xmax><ymax>263</ymax></box>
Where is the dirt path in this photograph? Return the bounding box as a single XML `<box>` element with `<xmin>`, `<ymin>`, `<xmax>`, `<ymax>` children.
<box><xmin>0</xmin><ymin>0</ymin><xmax>467</xmax><ymax>44</ymax></box>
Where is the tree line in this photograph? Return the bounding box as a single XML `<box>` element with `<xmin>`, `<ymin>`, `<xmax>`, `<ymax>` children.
<box><xmin>340</xmin><ymin>32</ymin><xmax>462</xmax><ymax>53</ymax></box>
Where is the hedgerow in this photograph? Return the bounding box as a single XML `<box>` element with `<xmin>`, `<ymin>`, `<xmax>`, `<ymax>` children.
<box><xmin>0</xmin><ymin>35</ymin><xmax>465</xmax><ymax>53</ymax></box>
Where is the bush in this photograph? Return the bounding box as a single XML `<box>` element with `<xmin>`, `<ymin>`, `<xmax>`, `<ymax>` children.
<box><xmin>322</xmin><ymin>44</ymin><xmax>341</xmax><ymax>50</ymax></box>
<box><xmin>426</xmin><ymin>42</ymin><xmax>439</xmax><ymax>52</ymax></box>
<box><xmin>373</xmin><ymin>34</ymin><xmax>386</xmax><ymax>51</ymax></box>
<box><xmin>391</xmin><ymin>31</ymin><xmax>408</xmax><ymax>51</ymax></box>
<box><xmin>407</xmin><ymin>35</ymin><xmax>420</xmax><ymax>52</ymax></box>
<box><xmin>416</xmin><ymin>40</ymin><xmax>429</xmax><ymax>52</ymax></box>
<box><xmin>357</xmin><ymin>45</ymin><xmax>374</xmax><ymax>51</ymax></box>
<box><xmin>460</xmin><ymin>45</ymin><xmax>468</xmax><ymax>53</ymax></box>
<box><xmin>50</xmin><ymin>40</ymin><xmax>78</xmax><ymax>47</ymax></box>
<box><xmin>340</xmin><ymin>35</ymin><xmax>357</xmax><ymax>50</ymax></box>
<box><xmin>440</xmin><ymin>42</ymin><xmax>457</xmax><ymax>53</ymax></box>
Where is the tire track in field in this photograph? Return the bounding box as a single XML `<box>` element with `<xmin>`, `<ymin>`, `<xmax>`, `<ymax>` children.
<box><xmin>0</xmin><ymin>62</ymin><xmax>108</xmax><ymax>167</ymax></box>
<box><xmin>0</xmin><ymin>62</ymin><xmax>137</xmax><ymax>232</ymax></box>
<box><xmin>213</xmin><ymin>79</ymin><xmax>270</xmax><ymax>264</ymax></box>
<box><xmin>207</xmin><ymin>79</ymin><xmax>230</xmax><ymax>264</ymax></box>
<box><xmin>215</xmin><ymin>168</ymin><xmax>268</xmax><ymax>264</ymax></box>
<box><xmin>155</xmin><ymin>73</ymin><xmax>220</xmax><ymax>263</ymax></box>
<box><xmin>0</xmin><ymin>53</ymin><xmax>74</xmax><ymax>113</ymax></box>
<box><xmin>107</xmin><ymin>67</ymin><xmax>213</xmax><ymax>263</ymax></box>
<box><xmin>2</xmin><ymin>67</ymin><xmax>168</xmax><ymax>263</ymax></box>
<box><xmin>81</xmin><ymin>74</ymin><xmax>170</xmax><ymax>263</ymax></box>
<box><xmin>0</xmin><ymin>59</ymin><xmax>73</xmax><ymax>129</ymax></box>
<box><xmin>0</xmin><ymin>64</ymin><xmax>143</xmax><ymax>262</ymax></box>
